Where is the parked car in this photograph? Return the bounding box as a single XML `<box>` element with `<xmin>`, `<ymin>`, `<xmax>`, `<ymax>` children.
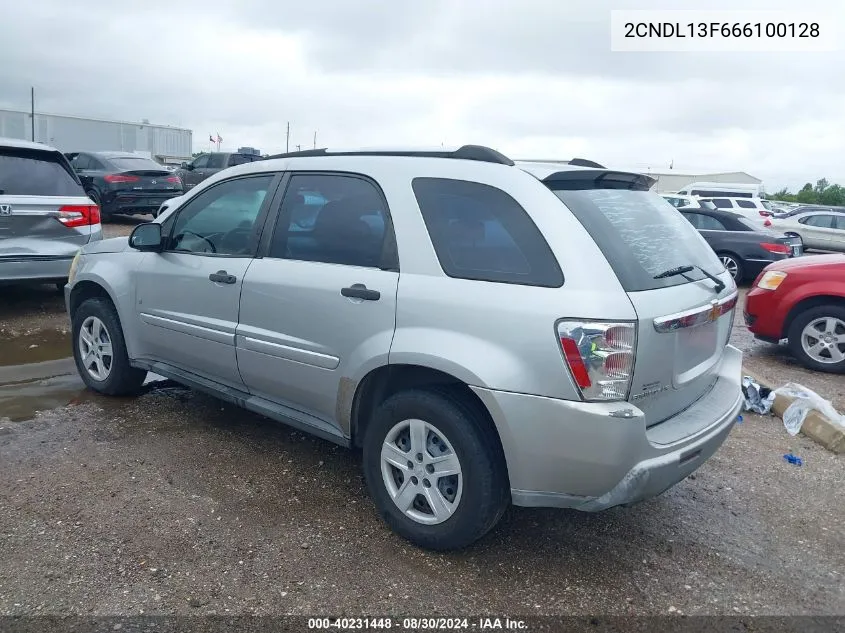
<box><xmin>679</xmin><ymin>207</ymin><xmax>802</xmax><ymax>282</ymax></box>
<box><xmin>745</xmin><ymin>254</ymin><xmax>845</xmax><ymax>373</ymax></box>
<box><xmin>769</xmin><ymin>209</ymin><xmax>845</xmax><ymax>253</ymax></box>
<box><xmin>662</xmin><ymin>193</ymin><xmax>711</xmax><ymax>209</ymax></box>
<box><xmin>65</xmin><ymin>146</ymin><xmax>742</xmax><ymax>550</ymax></box>
<box><xmin>176</xmin><ymin>152</ymin><xmax>265</xmax><ymax>190</ymax></box>
<box><xmin>676</xmin><ymin>182</ymin><xmax>764</xmax><ymax>198</ymax></box>
<box><xmin>697</xmin><ymin>197</ymin><xmax>774</xmax><ymax>222</ymax></box>
<box><xmin>775</xmin><ymin>205</ymin><xmax>845</xmax><ymax>219</ymax></box>
<box><xmin>65</xmin><ymin>152</ymin><xmax>183</xmax><ymax>219</ymax></box>
<box><xmin>1</xmin><ymin>138</ymin><xmax>102</xmax><ymax>287</ymax></box>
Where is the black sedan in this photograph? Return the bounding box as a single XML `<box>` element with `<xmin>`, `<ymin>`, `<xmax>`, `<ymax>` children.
<box><xmin>680</xmin><ymin>208</ymin><xmax>803</xmax><ymax>282</ymax></box>
<box><xmin>65</xmin><ymin>151</ymin><xmax>183</xmax><ymax>219</ymax></box>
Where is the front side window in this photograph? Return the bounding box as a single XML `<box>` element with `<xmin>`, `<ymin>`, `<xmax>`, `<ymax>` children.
<box><xmin>710</xmin><ymin>199</ymin><xmax>734</xmax><ymax>209</ymax></box>
<box><xmin>167</xmin><ymin>175</ymin><xmax>273</xmax><ymax>255</ymax></box>
<box><xmin>736</xmin><ymin>200</ymin><xmax>756</xmax><ymax>209</ymax></box>
<box><xmin>191</xmin><ymin>154</ymin><xmax>210</xmax><ymax>169</ymax></box>
<box><xmin>269</xmin><ymin>173</ymin><xmax>393</xmax><ymax>269</ymax></box>
<box><xmin>207</xmin><ymin>154</ymin><xmax>228</xmax><ymax>169</ymax></box>
<box><xmin>697</xmin><ymin>214</ymin><xmax>728</xmax><ymax>231</ymax></box>
<box><xmin>413</xmin><ymin>178</ymin><xmax>563</xmax><ymax>287</ymax></box>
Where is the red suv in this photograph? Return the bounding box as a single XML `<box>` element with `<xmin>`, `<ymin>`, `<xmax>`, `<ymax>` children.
<box><xmin>745</xmin><ymin>254</ymin><xmax>845</xmax><ymax>373</ymax></box>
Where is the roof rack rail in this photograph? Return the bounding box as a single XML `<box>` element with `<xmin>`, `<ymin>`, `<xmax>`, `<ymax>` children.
<box><xmin>567</xmin><ymin>158</ymin><xmax>606</xmax><ymax>169</ymax></box>
<box><xmin>264</xmin><ymin>144</ymin><xmax>515</xmax><ymax>166</ymax></box>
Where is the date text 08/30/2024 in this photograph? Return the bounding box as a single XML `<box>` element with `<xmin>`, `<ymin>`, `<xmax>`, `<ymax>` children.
<box><xmin>308</xmin><ymin>617</ymin><xmax>528</xmax><ymax>630</ymax></box>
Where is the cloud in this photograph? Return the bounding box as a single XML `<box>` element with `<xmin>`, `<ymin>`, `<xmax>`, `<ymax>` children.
<box><xmin>0</xmin><ymin>0</ymin><xmax>843</xmax><ymax>190</ymax></box>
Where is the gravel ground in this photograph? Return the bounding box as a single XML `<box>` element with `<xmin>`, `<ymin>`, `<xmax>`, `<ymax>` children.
<box><xmin>0</xmin><ymin>220</ymin><xmax>842</xmax><ymax>617</ymax></box>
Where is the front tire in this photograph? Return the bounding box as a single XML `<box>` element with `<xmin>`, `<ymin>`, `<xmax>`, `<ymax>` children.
<box><xmin>362</xmin><ymin>389</ymin><xmax>509</xmax><ymax>551</ymax></box>
<box><xmin>787</xmin><ymin>305</ymin><xmax>845</xmax><ymax>373</ymax></box>
<box><xmin>71</xmin><ymin>297</ymin><xmax>147</xmax><ymax>395</ymax></box>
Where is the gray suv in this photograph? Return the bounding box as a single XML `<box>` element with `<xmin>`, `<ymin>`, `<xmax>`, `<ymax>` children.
<box><xmin>65</xmin><ymin>146</ymin><xmax>743</xmax><ymax>550</ymax></box>
<box><xmin>177</xmin><ymin>152</ymin><xmax>264</xmax><ymax>190</ymax></box>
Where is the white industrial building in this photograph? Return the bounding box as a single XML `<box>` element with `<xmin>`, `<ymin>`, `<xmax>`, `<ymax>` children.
<box><xmin>518</xmin><ymin>159</ymin><xmax>762</xmax><ymax>194</ymax></box>
<box><xmin>0</xmin><ymin>108</ymin><xmax>193</xmax><ymax>166</ymax></box>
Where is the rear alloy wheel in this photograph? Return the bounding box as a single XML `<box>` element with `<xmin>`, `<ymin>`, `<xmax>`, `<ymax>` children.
<box><xmin>363</xmin><ymin>389</ymin><xmax>509</xmax><ymax>551</ymax></box>
<box><xmin>718</xmin><ymin>253</ymin><xmax>743</xmax><ymax>282</ymax></box>
<box><xmin>788</xmin><ymin>305</ymin><xmax>845</xmax><ymax>373</ymax></box>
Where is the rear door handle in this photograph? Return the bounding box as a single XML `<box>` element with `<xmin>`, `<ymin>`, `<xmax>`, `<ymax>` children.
<box><xmin>209</xmin><ymin>270</ymin><xmax>237</xmax><ymax>284</ymax></box>
<box><xmin>341</xmin><ymin>283</ymin><xmax>380</xmax><ymax>301</ymax></box>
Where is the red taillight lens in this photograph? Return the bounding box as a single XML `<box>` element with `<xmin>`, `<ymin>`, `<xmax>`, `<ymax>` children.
<box><xmin>763</xmin><ymin>219</ymin><xmax>772</xmax><ymax>227</ymax></box>
<box><xmin>58</xmin><ymin>205</ymin><xmax>100</xmax><ymax>228</ymax></box>
<box><xmin>560</xmin><ymin>337</ymin><xmax>592</xmax><ymax>389</ymax></box>
<box><xmin>759</xmin><ymin>210</ymin><xmax>772</xmax><ymax>217</ymax></box>
<box><xmin>104</xmin><ymin>174</ymin><xmax>140</xmax><ymax>183</ymax></box>
<box><xmin>761</xmin><ymin>242</ymin><xmax>790</xmax><ymax>254</ymax></box>
<box><xmin>557</xmin><ymin>321</ymin><xmax>637</xmax><ymax>401</ymax></box>
<box><xmin>165</xmin><ymin>176</ymin><xmax>181</xmax><ymax>184</ymax></box>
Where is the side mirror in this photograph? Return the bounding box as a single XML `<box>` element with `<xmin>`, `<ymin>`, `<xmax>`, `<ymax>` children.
<box><xmin>181</xmin><ymin>161</ymin><xmax>191</xmax><ymax>170</ymax></box>
<box><xmin>129</xmin><ymin>223</ymin><xmax>163</xmax><ymax>252</ymax></box>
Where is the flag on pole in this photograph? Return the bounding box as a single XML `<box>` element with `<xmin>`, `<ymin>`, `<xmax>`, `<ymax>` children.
<box><xmin>209</xmin><ymin>134</ymin><xmax>214</xmax><ymax>143</ymax></box>
<box><xmin>216</xmin><ymin>134</ymin><xmax>223</xmax><ymax>144</ymax></box>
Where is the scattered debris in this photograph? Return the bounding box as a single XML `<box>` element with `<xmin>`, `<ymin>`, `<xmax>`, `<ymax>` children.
<box><xmin>783</xmin><ymin>453</ymin><xmax>803</xmax><ymax>467</ymax></box>
<box><xmin>773</xmin><ymin>383</ymin><xmax>845</xmax><ymax>436</ymax></box>
<box><xmin>742</xmin><ymin>376</ymin><xmax>775</xmax><ymax>415</ymax></box>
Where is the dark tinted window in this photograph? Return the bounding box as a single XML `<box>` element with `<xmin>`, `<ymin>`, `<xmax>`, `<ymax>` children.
<box><xmin>736</xmin><ymin>199</ymin><xmax>756</xmax><ymax>209</ymax></box>
<box><xmin>191</xmin><ymin>154</ymin><xmax>210</xmax><ymax>169</ymax></box>
<box><xmin>270</xmin><ymin>174</ymin><xmax>392</xmax><ymax>269</ymax></box>
<box><xmin>72</xmin><ymin>154</ymin><xmax>91</xmax><ymax>170</ymax></box>
<box><xmin>230</xmin><ymin>154</ymin><xmax>250</xmax><ymax>166</ymax></box>
<box><xmin>710</xmin><ymin>199</ymin><xmax>734</xmax><ymax>209</ymax></box>
<box><xmin>802</xmin><ymin>214</ymin><xmax>836</xmax><ymax>228</ymax></box>
<box><xmin>168</xmin><ymin>175</ymin><xmax>273</xmax><ymax>255</ymax></box>
<box><xmin>835</xmin><ymin>215</ymin><xmax>845</xmax><ymax>230</ymax></box>
<box><xmin>413</xmin><ymin>178</ymin><xmax>562</xmax><ymax>287</ymax></box>
<box><xmin>0</xmin><ymin>148</ymin><xmax>84</xmax><ymax>196</ymax></box>
<box><xmin>207</xmin><ymin>154</ymin><xmax>228</xmax><ymax>169</ymax></box>
<box><xmin>691</xmin><ymin>190</ymin><xmax>752</xmax><ymax>198</ymax></box>
<box><xmin>108</xmin><ymin>156</ymin><xmax>166</xmax><ymax>171</ymax></box>
<box><xmin>550</xmin><ymin>187</ymin><xmax>723</xmax><ymax>292</ymax></box>
<box><xmin>697</xmin><ymin>214</ymin><xmax>727</xmax><ymax>230</ymax></box>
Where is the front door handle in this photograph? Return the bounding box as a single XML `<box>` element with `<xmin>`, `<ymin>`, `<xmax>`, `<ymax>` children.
<box><xmin>209</xmin><ymin>270</ymin><xmax>237</xmax><ymax>284</ymax></box>
<box><xmin>341</xmin><ymin>283</ymin><xmax>380</xmax><ymax>301</ymax></box>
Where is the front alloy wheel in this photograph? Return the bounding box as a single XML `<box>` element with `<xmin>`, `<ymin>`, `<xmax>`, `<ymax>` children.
<box><xmin>78</xmin><ymin>315</ymin><xmax>113</xmax><ymax>381</ymax></box>
<box><xmin>380</xmin><ymin>418</ymin><xmax>463</xmax><ymax>525</ymax></box>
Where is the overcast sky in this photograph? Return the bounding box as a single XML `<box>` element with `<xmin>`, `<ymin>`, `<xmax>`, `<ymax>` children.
<box><xmin>1</xmin><ymin>0</ymin><xmax>843</xmax><ymax>191</ymax></box>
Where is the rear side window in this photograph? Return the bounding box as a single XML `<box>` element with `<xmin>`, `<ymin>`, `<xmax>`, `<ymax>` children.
<box><xmin>0</xmin><ymin>148</ymin><xmax>84</xmax><ymax>196</ymax></box>
<box><xmin>412</xmin><ymin>178</ymin><xmax>563</xmax><ymax>287</ymax></box>
<box><xmin>802</xmin><ymin>214</ymin><xmax>836</xmax><ymax>228</ymax></box>
<box><xmin>697</xmin><ymin>214</ymin><xmax>727</xmax><ymax>230</ymax></box>
<box><xmin>207</xmin><ymin>154</ymin><xmax>227</xmax><ymax>169</ymax></box>
<box><xmin>550</xmin><ymin>187</ymin><xmax>723</xmax><ymax>292</ymax></box>
<box><xmin>736</xmin><ymin>200</ymin><xmax>756</xmax><ymax>209</ymax></box>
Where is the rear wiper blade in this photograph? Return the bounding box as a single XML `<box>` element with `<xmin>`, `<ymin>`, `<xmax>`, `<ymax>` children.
<box><xmin>654</xmin><ymin>265</ymin><xmax>726</xmax><ymax>294</ymax></box>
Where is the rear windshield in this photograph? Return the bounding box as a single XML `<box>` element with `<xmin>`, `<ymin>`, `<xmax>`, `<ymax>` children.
<box><xmin>549</xmin><ymin>186</ymin><xmax>725</xmax><ymax>292</ymax></box>
<box><xmin>108</xmin><ymin>157</ymin><xmax>166</xmax><ymax>171</ymax></box>
<box><xmin>0</xmin><ymin>149</ymin><xmax>84</xmax><ymax>196</ymax></box>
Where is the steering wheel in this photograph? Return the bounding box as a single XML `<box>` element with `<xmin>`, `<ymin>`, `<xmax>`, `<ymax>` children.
<box><xmin>177</xmin><ymin>230</ymin><xmax>217</xmax><ymax>253</ymax></box>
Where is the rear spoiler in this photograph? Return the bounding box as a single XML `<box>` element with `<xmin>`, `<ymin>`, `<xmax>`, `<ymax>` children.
<box><xmin>541</xmin><ymin>169</ymin><xmax>656</xmax><ymax>192</ymax></box>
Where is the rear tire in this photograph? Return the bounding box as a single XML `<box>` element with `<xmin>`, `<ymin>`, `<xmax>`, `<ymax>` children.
<box><xmin>717</xmin><ymin>252</ymin><xmax>743</xmax><ymax>282</ymax></box>
<box><xmin>362</xmin><ymin>388</ymin><xmax>509</xmax><ymax>551</ymax></box>
<box><xmin>787</xmin><ymin>305</ymin><xmax>845</xmax><ymax>374</ymax></box>
<box><xmin>71</xmin><ymin>297</ymin><xmax>147</xmax><ymax>395</ymax></box>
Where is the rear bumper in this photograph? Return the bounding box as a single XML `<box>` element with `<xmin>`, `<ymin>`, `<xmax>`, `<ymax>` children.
<box><xmin>472</xmin><ymin>345</ymin><xmax>743</xmax><ymax>511</ymax></box>
<box><xmin>102</xmin><ymin>191</ymin><xmax>182</xmax><ymax>215</ymax></box>
<box><xmin>0</xmin><ymin>256</ymin><xmax>74</xmax><ymax>282</ymax></box>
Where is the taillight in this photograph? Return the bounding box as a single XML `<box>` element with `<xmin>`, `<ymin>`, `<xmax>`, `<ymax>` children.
<box><xmin>104</xmin><ymin>174</ymin><xmax>140</xmax><ymax>183</ymax></box>
<box><xmin>58</xmin><ymin>205</ymin><xmax>100</xmax><ymax>228</ymax></box>
<box><xmin>759</xmin><ymin>210</ymin><xmax>772</xmax><ymax>217</ymax></box>
<box><xmin>165</xmin><ymin>176</ymin><xmax>181</xmax><ymax>184</ymax></box>
<box><xmin>763</xmin><ymin>219</ymin><xmax>772</xmax><ymax>227</ymax></box>
<box><xmin>557</xmin><ymin>321</ymin><xmax>637</xmax><ymax>401</ymax></box>
<box><xmin>761</xmin><ymin>242</ymin><xmax>790</xmax><ymax>254</ymax></box>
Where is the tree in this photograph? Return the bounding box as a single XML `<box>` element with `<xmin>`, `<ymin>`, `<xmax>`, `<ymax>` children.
<box><xmin>767</xmin><ymin>178</ymin><xmax>845</xmax><ymax>206</ymax></box>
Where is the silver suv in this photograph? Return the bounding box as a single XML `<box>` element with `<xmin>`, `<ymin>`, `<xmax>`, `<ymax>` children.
<box><xmin>65</xmin><ymin>146</ymin><xmax>743</xmax><ymax>550</ymax></box>
<box><xmin>1</xmin><ymin>138</ymin><xmax>102</xmax><ymax>286</ymax></box>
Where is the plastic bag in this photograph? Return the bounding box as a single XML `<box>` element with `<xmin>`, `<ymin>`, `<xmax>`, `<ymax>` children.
<box><xmin>772</xmin><ymin>382</ymin><xmax>845</xmax><ymax>436</ymax></box>
<box><xmin>742</xmin><ymin>376</ymin><xmax>776</xmax><ymax>415</ymax></box>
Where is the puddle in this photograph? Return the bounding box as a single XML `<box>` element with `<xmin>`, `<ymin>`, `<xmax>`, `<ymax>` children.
<box><xmin>0</xmin><ymin>329</ymin><xmax>73</xmax><ymax>366</ymax></box>
<box><xmin>1</xmin><ymin>329</ymin><xmax>172</xmax><ymax>422</ymax></box>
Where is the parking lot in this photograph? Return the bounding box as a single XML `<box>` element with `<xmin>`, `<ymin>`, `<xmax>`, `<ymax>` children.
<box><xmin>0</xmin><ymin>215</ymin><xmax>843</xmax><ymax>617</ymax></box>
